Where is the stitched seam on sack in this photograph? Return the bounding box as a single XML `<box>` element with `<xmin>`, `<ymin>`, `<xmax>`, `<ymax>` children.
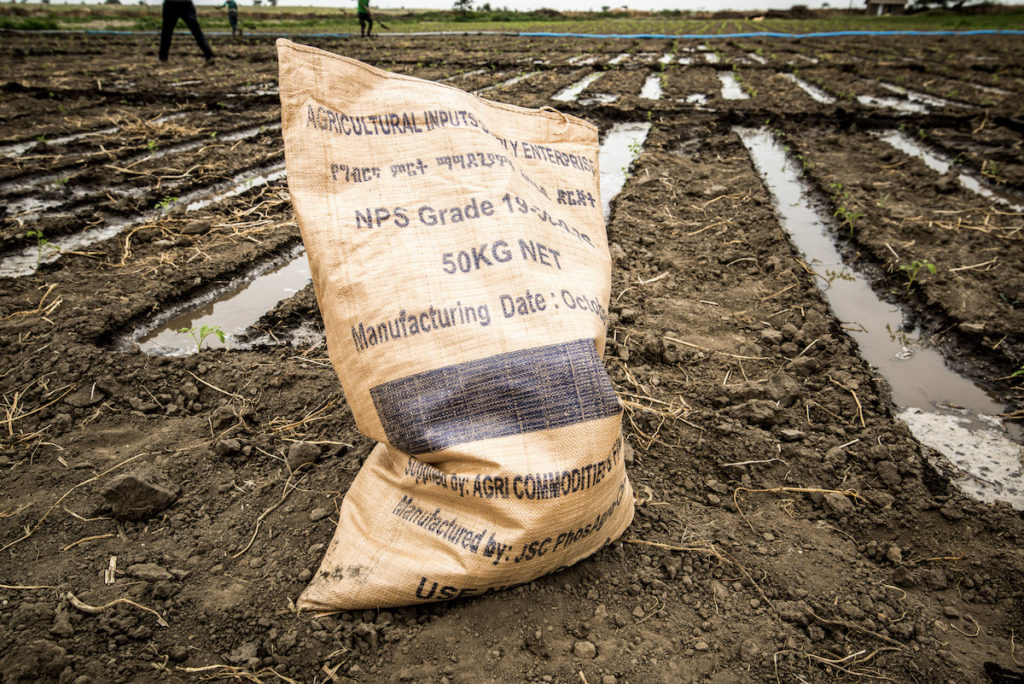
<box><xmin>278</xmin><ymin>39</ymin><xmax>597</xmax><ymax>136</ymax></box>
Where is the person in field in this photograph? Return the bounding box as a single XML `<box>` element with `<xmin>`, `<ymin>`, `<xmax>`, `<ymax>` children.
<box><xmin>221</xmin><ymin>0</ymin><xmax>242</xmax><ymax>37</ymax></box>
<box><xmin>357</xmin><ymin>0</ymin><xmax>373</xmax><ymax>38</ymax></box>
<box><xmin>159</xmin><ymin>0</ymin><xmax>215</xmax><ymax>63</ymax></box>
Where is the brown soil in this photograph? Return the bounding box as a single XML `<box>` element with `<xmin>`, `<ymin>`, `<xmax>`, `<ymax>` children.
<box><xmin>1</xmin><ymin>32</ymin><xmax>1023</xmax><ymax>684</ymax></box>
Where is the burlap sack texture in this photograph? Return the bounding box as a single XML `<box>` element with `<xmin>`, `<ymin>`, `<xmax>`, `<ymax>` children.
<box><xmin>277</xmin><ymin>39</ymin><xmax>634</xmax><ymax>610</ymax></box>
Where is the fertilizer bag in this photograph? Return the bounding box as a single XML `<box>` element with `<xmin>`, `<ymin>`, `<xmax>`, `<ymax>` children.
<box><xmin>278</xmin><ymin>39</ymin><xmax>634</xmax><ymax>610</ymax></box>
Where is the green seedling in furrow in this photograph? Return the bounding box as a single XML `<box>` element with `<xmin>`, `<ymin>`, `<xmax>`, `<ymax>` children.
<box><xmin>179</xmin><ymin>324</ymin><xmax>226</xmax><ymax>353</ymax></box>
<box><xmin>26</xmin><ymin>229</ymin><xmax>60</xmax><ymax>267</ymax></box>
<box><xmin>981</xmin><ymin>160</ymin><xmax>1003</xmax><ymax>184</ymax></box>
<box><xmin>834</xmin><ymin>206</ymin><xmax>863</xmax><ymax>237</ymax></box>
<box><xmin>146</xmin><ymin>139</ymin><xmax>158</xmax><ymax>151</ymax></box>
<box><xmin>1010</xmin><ymin>364</ymin><xmax>1024</xmax><ymax>379</ymax></box>
<box><xmin>829</xmin><ymin>181</ymin><xmax>847</xmax><ymax>203</ymax></box>
<box><xmin>795</xmin><ymin>153</ymin><xmax>813</xmax><ymax>176</ymax></box>
<box><xmin>156</xmin><ymin>196</ymin><xmax>178</xmax><ymax>212</ymax></box>
<box><xmin>898</xmin><ymin>259</ymin><xmax>936</xmax><ymax>295</ymax></box>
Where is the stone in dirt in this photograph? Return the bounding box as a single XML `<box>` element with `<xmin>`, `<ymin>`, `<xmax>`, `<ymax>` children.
<box><xmin>64</xmin><ymin>384</ymin><xmax>106</xmax><ymax>408</ymax></box>
<box><xmin>287</xmin><ymin>441</ymin><xmax>321</xmax><ymax>470</ymax></box>
<box><xmin>214</xmin><ymin>438</ymin><xmax>242</xmax><ymax>457</ymax></box>
<box><xmin>778</xmin><ymin>428</ymin><xmax>805</xmax><ymax>442</ymax></box>
<box><xmin>128</xmin><ymin>562</ymin><xmax>174</xmax><ymax>582</ymax></box>
<box><xmin>784</xmin><ymin>356</ymin><xmax>819</xmax><ymax>377</ymax></box>
<box><xmin>101</xmin><ymin>464</ymin><xmax>179</xmax><ymax>521</ymax></box>
<box><xmin>776</xmin><ymin>600</ymin><xmax>813</xmax><ymax>626</ymax></box>
<box><xmin>309</xmin><ymin>506</ymin><xmax>332</xmax><ymax>522</ymax></box>
<box><xmin>738</xmin><ymin>637</ymin><xmax>760</xmax><ymax>662</ymax></box>
<box><xmin>573</xmin><ymin>640</ymin><xmax>597</xmax><ymax>659</ymax></box>
<box><xmin>727</xmin><ymin>399</ymin><xmax>777</xmax><ymax>427</ymax></box>
<box><xmin>824</xmin><ymin>491</ymin><xmax>854</xmax><ymax>516</ymax></box>
<box><xmin>876</xmin><ymin>461</ymin><xmax>902</xmax><ymax>486</ymax></box>
<box><xmin>183</xmin><ymin>219</ymin><xmax>213</xmax><ymax>235</ymax></box>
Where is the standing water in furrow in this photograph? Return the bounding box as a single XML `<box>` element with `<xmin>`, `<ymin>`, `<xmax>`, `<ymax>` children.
<box><xmin>738</xmin><ymin>127</ymin><xmax>1023</xmax><ymax>510</ymax></box>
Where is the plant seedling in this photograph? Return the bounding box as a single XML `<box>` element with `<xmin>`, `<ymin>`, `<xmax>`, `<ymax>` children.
<box><xmin>178</xmin><ymin>324</ymin><xmax>226</xmax><ymax>352</ymax></box>
<box><xmin>898</xmin><ymin>259</ymin><xmax>936</xmax><ymax>294</ymax></box>
<box><xmin>146</xmin><ymin>139</ymin><xmax>158</xmax><ymax>151</ymax></box>
<box><xmin>834</xmin><ymin>205</ymin><xmax>863</xmax><ymax>237</ymax></box>
<box><xmin>1010</xmin><ymin>364</ymin><xmax>1024</xmax><ymax>379</ymax></box>
<box><xmin>156</xmin><ymin>195</ymin><xmax>178</xmax><ymax>212</ymax></box>
<box><xmin>26</xmin><ymin>229</ymin><xmax>60</xmax><ymax>266</ymax></box>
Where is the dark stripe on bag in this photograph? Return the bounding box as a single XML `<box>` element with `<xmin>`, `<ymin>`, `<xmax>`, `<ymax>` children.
<box><xmin>370</xmin><ymin>338</ymin><xmax>621</xmax><ymax>455</ymax></box>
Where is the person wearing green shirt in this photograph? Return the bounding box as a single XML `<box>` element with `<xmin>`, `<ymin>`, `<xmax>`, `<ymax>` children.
<box><xmin>357</xmin><ymin>0</ymin><xmax>372</xmax><ymax>38</ymax></box>
<box><xmin>220</xmin><ymin>0</ymin><xmax>241</xmax><ymax>37</ymax></box>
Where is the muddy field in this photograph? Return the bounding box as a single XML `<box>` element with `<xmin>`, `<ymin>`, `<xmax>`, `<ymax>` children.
<box><xmin>2</xmin><ymin>30</ymin><xmax>1023</xmax><ymax>683</ymax></box>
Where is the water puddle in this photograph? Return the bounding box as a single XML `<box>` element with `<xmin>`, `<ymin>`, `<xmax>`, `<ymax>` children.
<box><xmin>639</xmin><ymin>74</ymin><xmax>663</xmax><ymax>100</ymax></box>
<box><xmin>0</xmin><ymin>125</ymin><xmax>120</xmax><ymax>158</ymax></box>
<box><xmin>659</xmin><ymin>54</ymin><xmax>674</xmax><ymax>65</ymax></box>
<box><xmin>0</xmin><ymin>159</ymin><xmax>287</xmax><ymax>279</ymax></box>
<box><xmin>747</xmin><ymin>53</ymin><xmax>767</xmax><ymax>65</ymax></box>
<box><xmin>875</xmin><ymin>130</ymin><xmax>1024</xmax><ymax>212</ymax></box>
<box><xmin>598</xmin><ymin>122</ymin><xmax>651</xmax><ymax>220</ymax></box>
<box><xmin>0</xmin><ymin>112</ymin><xmax>189</xmax><ymax>160</ymax></box>
<box><xmin>2</xmin><ymin>123</ymin><xmax>279</xmax><ymax>219</ymax></box>
<box><xmin>129</xmin><ymin>243</ymin><xmax>311</xmax><ymax>355</ymax></box>
<box><xmin>568</xmin><ymin>55</ymin><xmax>598</xmax><ymax>66</ymax></box>
<box><xmin>879</xmin><ymin>82</ymin><xmax>967</xmax><ymax>109</ymax></box>
<box><xmin>738</xmin><ymin>126</ymin><xmax>1023</xmax><ymax>509</ymax></box>
<box><xmin>229</xmin><ymin>83</ymin><xmax>280</xmax><ymax>98</ymax></box>
<box><xmin>578</xmin><ymin>94</ymin><xmax>618</xmax><ymax>106</ymax></box>
<box><xmin>718</xmin><ymin>72</ymin><xmax>749</xmax><ymax>100</ymax></box>
<box><xmin>608</xmin><ymin>53</ymin><xmax>630</xmax><ymax>66</ymax></box>
<box><xmin>0</xmin><ymin>214</ymin><xmax>137</xmax><ymax>279</ymax></box>
<box><xmin>677</xmin><ymin>57</ymin><xmax>693</xmax><ymax>65</ymax></box>
<box><xmin>185</xmin><ymin>162</ymin><xmax>287</xmax><ymax>212</ymax></box>
<box><xmin>970</xmin><ymin>82</ymin><xmax>1012</xmax><ymax>97</ymax></box>
<box><xmin>441</xmin><ymin>68</ymin><xmax>487</xmax><ymax>82</ymax></box>
<box><xmin>678</xmin><ymin>94</ymin><xmax>709</xmax><ymax>107</ymax></box>
<box><xmin>474</xmin><ymin>71</ymin><xmax>538</xmax><ymax>95</ymax></box>
<box><xmin>704</xmin><ymin>53</ymin><xmax>721</xmax><ymax>64</ymax></box>
<box><xmin>244</xmin><ymin>319</ymin><xmax>325</xmax><ymax>351</ymax></box>
<box><xmin>856</xmin><ymin>94</ymin><xmax>929</xmax><ymax>114</ymax></box>
<box><xmin>4</xmin><ymin>194</ymin><xmax>65</xmax><ymax>219</ymax></box>
<box><xmin>782</xmin><ymin>73</ymin><xmax>836</xmax><ymax>105</ymax></box>
<box><xmin>552</xmin><ymin>73</ymin><xmax>603</xmax><ymax>103</ymax></box>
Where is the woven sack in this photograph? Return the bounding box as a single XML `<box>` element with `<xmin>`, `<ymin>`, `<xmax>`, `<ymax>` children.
<box><xmin>278</xmin><ymin>39</ymin><xmax>634</xmax><ymax>610</ymax></box>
